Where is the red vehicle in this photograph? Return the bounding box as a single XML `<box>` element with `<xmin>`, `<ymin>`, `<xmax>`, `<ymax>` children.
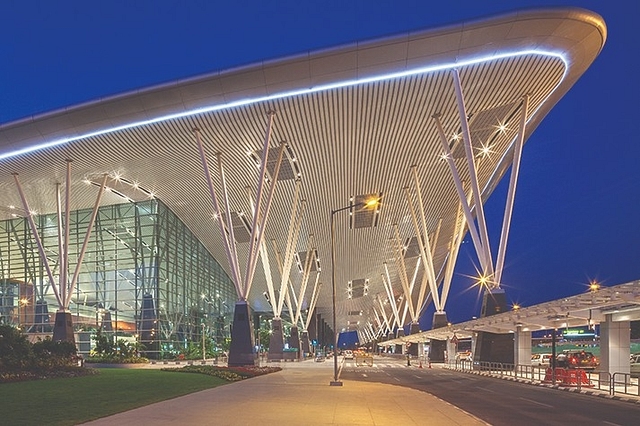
<box><xmin>556</xmin><ymin>350</ymin><xmax>599</xmax><ymax>370</ymax></box>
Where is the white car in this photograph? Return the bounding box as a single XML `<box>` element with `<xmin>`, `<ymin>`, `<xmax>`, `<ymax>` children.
<box><xmin>630</xmin><ymin>354</ymin><xmax>640</xmax><ymax>377</ymax></box>
<box><xmin>531</xmin><ymin>353</ymin><xmax>552</xmax><ymax>367</ymax></box>
<box><xmin>343</xmin><ymin>350</ymin><xmax>354</xmax><ymax>359</ymax></box>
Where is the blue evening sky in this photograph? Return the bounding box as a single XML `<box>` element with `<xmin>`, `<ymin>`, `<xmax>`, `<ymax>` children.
<box><xmin>1</xmin><ymin>1</ymin><xmax>638</xmax><ymax>327</ymax></box>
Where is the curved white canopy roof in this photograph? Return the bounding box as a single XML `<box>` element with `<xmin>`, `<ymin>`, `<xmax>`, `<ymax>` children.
<box><xmin>0</xmin><ymin>7</ymin><xmax>606</xmax><ymax>334</ymax></box>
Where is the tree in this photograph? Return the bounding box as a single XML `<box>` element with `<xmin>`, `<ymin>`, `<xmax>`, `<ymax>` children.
<box><xmin>93</xmin><ymin>329</ymin><xmax>114</xmax><ymax>356</ymax></box>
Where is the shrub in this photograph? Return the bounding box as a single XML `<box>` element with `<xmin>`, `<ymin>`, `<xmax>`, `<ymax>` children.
<box><xmin>162</xmin><ymin>365</ymin><xmax>282</xmax><ymax>382</ymax></box>
<box><xmin>0</xmin><ymin>325</ymin><xmax>95</xmax><ymax>383</ymax></box>
<box><xmin>0</xmin><ymin>325</ymin><xmax>33</xmax><ymax>370</ymax></box>
<box><xmin>86</xmin><ymin>330</ymin><xmax>148</xmax><ymax>364</ymax></box>
<box><xmin>32</xmin><ymin>338</ymin><xmax>78</xmax><ymax>368</ymax></box>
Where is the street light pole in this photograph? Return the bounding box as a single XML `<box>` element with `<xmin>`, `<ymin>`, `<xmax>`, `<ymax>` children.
<box><xmin>330</xmin><ymin>206</ymin><xmax>344</xmax><ymax>386</ymax></box>
<box><xmin>329</xmin><ymin>200</ymin><xmax>378</xmax><ymax>386</ymax></box>
<box><xmin>202</xmin><ymin>323</ymin><xmax>206</xmax><ymax>362</ymax></box>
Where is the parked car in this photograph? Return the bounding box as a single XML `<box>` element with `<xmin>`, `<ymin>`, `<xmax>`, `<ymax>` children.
<box><xmin>556</xmin><ymin>350</ymin><xmax>599</xmax><ymax>370</ymax></box>
<box><xmin>531</xmin><ymin>353</ymin><xmax>553</xmax><ymax>367</ymax></box>
<box><xmin>630</xmin><ymin>354</ymin><xmax>640</xmax><ymax>377</ymax></box>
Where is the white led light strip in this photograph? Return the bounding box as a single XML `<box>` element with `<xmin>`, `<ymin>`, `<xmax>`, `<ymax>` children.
<box><xmin>0</xmin><ymin>49</ymin><xmax>567</xmax><ymax>161</ymax></box>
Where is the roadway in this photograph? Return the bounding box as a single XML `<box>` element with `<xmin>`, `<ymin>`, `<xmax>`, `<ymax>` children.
<box><xmin>340</xmin><ymin>357</ymin><xmax>640</xmax><ymax>426</ymax></box>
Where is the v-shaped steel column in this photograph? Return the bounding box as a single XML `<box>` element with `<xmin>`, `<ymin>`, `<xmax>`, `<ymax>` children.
<box><xmin>436</xmin><ymin>68</ymin><xmax>530</xmax><ymax>290</ymax></box>
<box><xmin>13</xmin><ymin>162</ymin><xmax>108</xmax><ymax>342</ymax></box>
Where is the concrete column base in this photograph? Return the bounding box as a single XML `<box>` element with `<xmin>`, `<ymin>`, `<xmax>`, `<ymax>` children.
<box><xmin>228</xmin><ymin>301</ymin><xmax>256</xmax><ymax>367</ymax></box>
<box><xmin>430</xmin><ymin>312</ymin><xmax>448</xmax><ymax>362</ymax></box>
<box><xmin>474</xmin><ymin>289</ymin><xmax>514</xmax><ymax>364</ymax></box>
<box><xmin>52</xmin><ymin>311</ymin><xmax>75</xmax><ymax>344</ymax></box>
<box><xmin>395</xmin><ymin>328</ymin><xmax>405</xmax><ymax>354</ymax></box>
<box><xmin>301</xmin><ymin>330</ymin><xmax>311</xmax><ymax>355</ymax></box>
<box><xmin>268</xmin><ymin>318</ymin><xmax>285</xmax><ymax>361</ymax></box>
<box><xmin>408</xmin><ymin>323</ymin><xmax>420</xmax><ymax>356</ymax></box>
<box><xmin>290</xmin><ymin>325</ymin><xmax>301</xmax><ymax>359</ymax></box>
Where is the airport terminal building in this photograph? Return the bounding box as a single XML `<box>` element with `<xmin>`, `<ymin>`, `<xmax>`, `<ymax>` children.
<box><xmin>0</xmin><ymin>7</ymin><xmax>608</xmax><ymax>365</ymax></box>
<box><xmin>0</xmin><ymin>199</ymin><xmax>236</xmax><ymax>358</ymax></box>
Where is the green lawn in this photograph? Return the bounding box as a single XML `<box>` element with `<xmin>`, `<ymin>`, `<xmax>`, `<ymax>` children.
<box><xmin>0</xmin><ymin>368</ymin><xmax>228</xmax><ymax>426</ymax></box>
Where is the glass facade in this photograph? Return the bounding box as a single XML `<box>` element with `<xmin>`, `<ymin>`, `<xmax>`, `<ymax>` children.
<box><xmin>0</xmin><ymin>199</ymin><xmax>235</xmax><ymax>359</ymax></box>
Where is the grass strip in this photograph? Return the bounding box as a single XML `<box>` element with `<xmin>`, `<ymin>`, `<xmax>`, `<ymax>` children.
<box><xmin>0</xmin><ymin>368</ymin><xmax>227</xmax><ymax>426</ymax></box>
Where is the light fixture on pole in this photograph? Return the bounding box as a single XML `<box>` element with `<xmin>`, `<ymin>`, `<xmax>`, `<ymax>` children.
<box><xmin>330</xmin><ymin>198</ymin><xmax>379</xmax><ymax>386</ymax></box>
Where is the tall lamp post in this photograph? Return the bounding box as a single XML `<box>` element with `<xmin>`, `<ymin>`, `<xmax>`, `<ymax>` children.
<box><xmin>330</xmin><ymin>199</ymin><xmax>378</xmax><ymax>386</ymax></box>
<box><xmin>202</xmin><ymin>322</ymin><xmax>206</xmax><ymax>362</ymax></box>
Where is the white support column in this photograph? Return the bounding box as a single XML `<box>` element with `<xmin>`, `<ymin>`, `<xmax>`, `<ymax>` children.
<box><xmin>446</xmin><ymin>337</ymin><xmax>456</xmax><ymax>363</ymax></box>
<box><xmin>373</xmin><ymin>308</ymin><xmax>383</xmax><ymax>335</ymax></box>
<box><xmin>392</xmin><ymin>226</ymin><xmax>416</xmax><ymax>321</ymax></box>
<box><xmin>514</xmin><ymin>325</ymin><xmax>532</xmax><ymax>366</ymax></box>
<box><xmin>286</xmin><ymin>282</ymin><xmax>297</xmax><ymax>324</ymax></box>
<box><xmin>257</xmin><ymin>241</ymin><xmax>277</xmax><ymax>310</ymax></box>
<box><xmin>440</xmin><ymin>203</ymin><xmax>466</xmax><ymax>308</ymax></box>
<box><xmin>63</xmin><ymin>160</ymin><xmax>72</xmax><ymax>307</ymax></box>
<box><xmin>599</xmin><ymin>314</ymin><xmax>631</xmax><ymax>381</ymax></box>
<box><xmin>244</xmin><ymin>142</ymin><xmax>286</xmax><ymax>298</ymax></box>
<box><xmin>495</xmin><ymin>95</ymin><xmax>529</xmax><ymax>287</ymax></box>
<box><xmin>243</xmin><ymin>113</ymin><xmax>275</xmax><ymax>298</ymax></box>
<box><xmin>451</xmin><ymin>69</ymin><xmax>494</xmax><ymax>277</ymax></box>
<box><xmin>276</xmin><ymin>195</ymin><xmax>305</xmax><ymax>317</ymax></box>
<box><xmin>66</xmin><ymin>174</ymin><xmax>109</xmax><ymax>308</ymax></box>
<box><xmin>304</xmin><ymin>281</ymin><xmax>322</xmax><ymax>331</ymax></box>
<box><xmin>194</xmin><ymin>129</ymin><xmax>242</xmax><ymax>297</ymax></box>
<box><xmin>13</xmin><ymin>173</ymin><xmax>63</xmax><ymax>308</ymax></box>
<box><xmin>55</xmin><ymin>183</ymin><xmax>65</xmax><ymax>307</ymax></box>
<box><xmin>272</xmin><ymin>244</ymin><xmax>290</xmax><ymax>320</ymax></box>
<box><xmin>404</xmin><ymin>177</ymin><xmax>440</xmax><ymax>312</ymax></box>
<box><xmin>367</xmin><ymin>322</ymin><xmax>376</xmax><ymax>339</ymax></box>
<box><xmin>434</xmin><ymin>115</ymin><xmax>487</xmax><ymax>271</ymax></box>
<box><xmin>401</xmin><ymin>258</ymin><xmax>421</xmax><ymax>324</ymax></box>
<box><xmin>431</xmin><ymin>219</ymin><xmax>442</xmax><ymax>258</ymax></box>
<box><xmin>400</xmin><ymin>296</ymin><xmax>411</xmax><ymax>328</ymax></box>
<box><xmin>409</xmin><ymin>167</ymin><xmax>440</xmax><ymax>308</ymax></box>
<box><xmin>377</xmin><ymin>296</ymin><xmax>392</xmax><ymax>334</ymax></box>
<box><xmin>294</xmin><ymin>240</ymin><xmax>315</xmax><ymax>325</ymax></box>
<box><xmin>382</xmin><ymin>264</ymin><xmax>402</xmax><ymax>329</ymax></box>
<box><xmin>218</xmin><ymin>153</ymin><xmax>243</xmax><ymax>295</ymax></box>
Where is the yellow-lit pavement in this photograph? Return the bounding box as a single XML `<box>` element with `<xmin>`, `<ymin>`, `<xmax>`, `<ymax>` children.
<box><xmin>81</xmin><ymin>359</ymin><xmax>486</xmax><ymax>425</ymax></box>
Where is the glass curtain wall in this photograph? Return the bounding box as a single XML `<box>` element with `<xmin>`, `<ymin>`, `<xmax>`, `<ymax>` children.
<box><xmin>0</xmin><ymin>199</ymin><xmax>235</xmax><ymax>359</ymax></box>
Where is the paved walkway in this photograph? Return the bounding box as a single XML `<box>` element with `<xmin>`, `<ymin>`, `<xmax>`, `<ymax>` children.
<box><xmin>82</xmin><ymin>360</ymin><xmax>486</xmax><ymax>426</ymax></box>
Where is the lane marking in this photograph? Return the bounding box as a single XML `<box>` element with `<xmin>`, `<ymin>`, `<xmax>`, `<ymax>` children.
<box><xmin>476</xmin><ymin>386</ymin><xmax>496</xmax><ymax>393</ymax></box>
<box><xmin>362</xmin><ymin>373</ymin><xmax>368</xmax><ymax>378</ymax></box>
<box><xmin>393</xmin><ymin>377</ymin><xmax>400</xmax><ymax>381</ymax></box>
<box><xmin>518</xmin><ymin>397</ymin><xmax>553</xmax><ymax>408</ymax></box>
<box><xmin>603</xmin><ymin>422</ymin><xmax>622</xmax><ymax>426</ymax></box>
<box><xmin>413</xmin><ymin>375</ymin><xmax>422</xmax><ymax>379</ymax></box>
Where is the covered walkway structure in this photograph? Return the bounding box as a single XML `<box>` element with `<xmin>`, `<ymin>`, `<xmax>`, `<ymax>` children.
<box><xmin>383</xmin><ymin>279</ymin><xmax>640</xmax><ymax>378</ymax></box>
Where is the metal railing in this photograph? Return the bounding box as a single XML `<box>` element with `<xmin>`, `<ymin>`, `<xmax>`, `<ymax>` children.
<box><xmin>446</xmin><ymin>360</ymin><xmax>639</xmax><ymax>398</ymax></box>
